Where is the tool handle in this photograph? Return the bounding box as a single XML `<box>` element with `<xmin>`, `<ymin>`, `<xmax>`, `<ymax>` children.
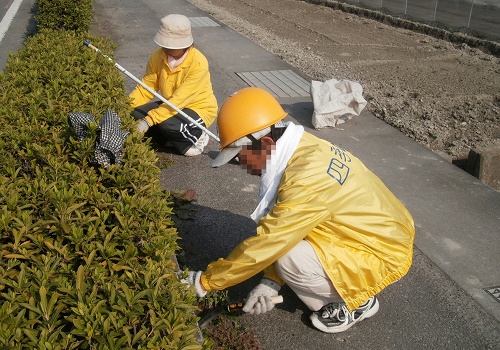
<box><xmin>83</xmin><ymin>40</ymin><xmax>95</xmax><ymax>50</ymax></box>
<box><xmin>227</xmin><ymin>295</ymin><xmax>284</xmax><ymax>312</ymax></box>
<box><xmin>272</xmin><ymin>295</ymin><xmax>284</xmax><ymax>304</ymax></box>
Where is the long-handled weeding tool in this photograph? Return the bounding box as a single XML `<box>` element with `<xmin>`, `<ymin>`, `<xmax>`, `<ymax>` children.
<box><xmin>83</xmin><ymin>40</ymin><xmax>220</xmax><ymax>143</ymax></box>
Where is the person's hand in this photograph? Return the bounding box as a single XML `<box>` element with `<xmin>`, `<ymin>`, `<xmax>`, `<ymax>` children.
<box><xmin>179</xmin><ymin>270</ymin><xmax>207</xmax><ymax>297</ymax></box>
<box><xmin>243</xmin><ymin>279</ymin><xmax>281</xmax><ymax>315</ymax></box>
<box><xmin>136</xmin><ymin>118</ymin><xmax>150</xmax><ymax>133</ymax></box>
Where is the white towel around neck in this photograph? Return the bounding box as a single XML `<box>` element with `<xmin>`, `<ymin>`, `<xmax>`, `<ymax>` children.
<box><xmin>251</xmin><ymin>122</ymin><xmax>304</xmax><ymax>223</ymax></box>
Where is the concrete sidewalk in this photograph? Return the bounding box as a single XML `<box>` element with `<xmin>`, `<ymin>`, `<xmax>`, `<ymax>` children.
<box><xmin>90</xmin><ymin>0</ymin><xmax>500</xmax><ymax>348</ymax></box>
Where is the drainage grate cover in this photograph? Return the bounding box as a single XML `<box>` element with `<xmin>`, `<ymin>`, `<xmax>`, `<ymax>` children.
<box><xmin>484</xmin><ymin>286</ymin><xmax>500</xmax><ymax>304</ymax></box>
<box><xmin>236</xmin><ymin>70</ymin><xmax>310</xmax><ymax>98</ymax></box>
<box><xmin>189</xmin><ymin>17</ymin><xmax>220</xmax><ymax>27</ymax></box>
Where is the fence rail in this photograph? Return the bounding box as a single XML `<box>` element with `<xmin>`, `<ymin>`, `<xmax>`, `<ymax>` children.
<box><xmin>341</xmin><ymin>0</ymin><xmax>499</xmax><ymax>41</ymax></box>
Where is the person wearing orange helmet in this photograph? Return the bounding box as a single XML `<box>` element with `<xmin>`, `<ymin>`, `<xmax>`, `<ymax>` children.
<box><xmin>182</xmin><ymin>87</ymin><xmax>415</xmax><ymax>333</ymax></box>
<box><xmin>129</xmin><ymin>14</ymin><xmax>217</xmax><ymax>156</ymax></box>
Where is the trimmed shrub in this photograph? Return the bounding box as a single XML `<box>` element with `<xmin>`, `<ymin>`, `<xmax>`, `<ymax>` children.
<box><xmin>0</xmin><ymin>30</ymin><xmax>203</xmax><ymax>349</ymax></box>
<box><xmin>36</xmin><ymin>0</ymin><xmax>93</xmax><ymax>33</ymax></box>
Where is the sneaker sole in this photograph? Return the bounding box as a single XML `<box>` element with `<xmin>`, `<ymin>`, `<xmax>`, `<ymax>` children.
<box><xmin>184</xmin><ymin>149</ymin><xmax>203</xmax><ymax>157</ymax></box>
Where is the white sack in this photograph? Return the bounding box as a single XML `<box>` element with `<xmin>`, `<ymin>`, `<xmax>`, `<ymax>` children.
<box><xmin>310</xmin><ymin>78</ymin><xmax>367</xmax><ymax>129</ymax></box>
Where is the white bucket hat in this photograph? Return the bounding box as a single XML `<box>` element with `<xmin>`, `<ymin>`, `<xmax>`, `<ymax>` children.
<box><xmin>154</xmin><ymin>14</ymin><xmax>193</xmax><ymax>49</ymax></box>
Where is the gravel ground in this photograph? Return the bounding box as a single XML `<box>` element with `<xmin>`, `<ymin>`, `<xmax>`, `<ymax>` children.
<box><xmin>188</xmin><ymin>0</ymin><xmax>500</xmax><ymax>166</ymax></box>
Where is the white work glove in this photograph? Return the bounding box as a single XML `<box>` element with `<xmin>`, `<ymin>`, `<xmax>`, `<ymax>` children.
<box><xmin>243</xmin><ymin>279</ymin><xmax>281</xmax><ymax>315</ymax></box>
<box><xmin>136</xmin><ymin>118</ymin><xmax>151</xmax><ymax>134</ymax></box>
<box><xmin>180</xmin><ymin>270</ymin><xmax>207</xmax><ymax>297</ymax></box>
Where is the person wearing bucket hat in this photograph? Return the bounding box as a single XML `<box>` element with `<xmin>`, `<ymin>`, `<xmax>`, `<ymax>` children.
<box><xmin>182</xmin><ymin>87</ymin><xmax>415</xmax><ymax>333</ymax></box>
<box><xmin>129</xmin><ymin>14</ymin><xmax>217</xmax><ymax>156</ymax></box>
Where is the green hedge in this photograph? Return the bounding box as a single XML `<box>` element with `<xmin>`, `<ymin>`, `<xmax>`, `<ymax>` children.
<box><xmin>36</xmin><ymin>0</ymin><xmax>93</xmax><ymax>33</ymax></box>
<box><xmin>0</xmin><ymin>29</ymin><xmax>203</xmax><ymax>349</ymax></box>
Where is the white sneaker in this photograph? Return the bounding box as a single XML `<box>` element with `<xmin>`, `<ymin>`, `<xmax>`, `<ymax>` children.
<box><xmin>310</xmin><ymin>296</ymin><xmax>379</xmax><ymax>333</ymax></box>
<box><xmin>184</xmin><ymin>132</ymin><xmax>209</xmax><ymax>157</ymax></box>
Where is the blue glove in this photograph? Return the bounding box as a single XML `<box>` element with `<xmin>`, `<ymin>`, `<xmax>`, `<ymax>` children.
<box><xmin>180</xmin><ymin>270</ymin><xmax>207</xmax><ymax>297</ymax></box>
<box><xmin>243</xmin><ymin>279</ymin><xmax>281</xmax><ymax>315</ymax></box>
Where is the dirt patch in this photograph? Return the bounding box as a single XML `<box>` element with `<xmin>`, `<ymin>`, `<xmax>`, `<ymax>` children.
<box><xmin>188</xmin><ymin>0</ymin><xmax>500</xmax><ymax>166</ymax></box>
<box><xmin>203</xmin><ymin>316</ymin><xmax>263</xmax><ymax>350</ymax></box>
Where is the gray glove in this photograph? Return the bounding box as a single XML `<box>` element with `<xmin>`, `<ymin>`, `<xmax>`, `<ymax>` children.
<box><xmin>136</xmin><ymin>118</ymin><xmax>150</xmax><ymax>133</ymax></box>
<box><xmin>243</xmin><ymin>279</ymin><xmax>281</xmax><ymax>315</ymax></box>
<box><xmin>180</xmin><ymin>270</ymin><xmax>207</xmax><ymax>297</ymax></box>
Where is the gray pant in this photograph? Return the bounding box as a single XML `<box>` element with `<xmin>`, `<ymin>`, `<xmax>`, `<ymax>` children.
<box><xmin>132</xmin><ymin>101</ymin><xmax>206</xmax><ymax>154</ymax></box>
<box><xmin>275</xmin><ymin>240</ymin><xmax>343</xmax><ymax>311</ymax></box>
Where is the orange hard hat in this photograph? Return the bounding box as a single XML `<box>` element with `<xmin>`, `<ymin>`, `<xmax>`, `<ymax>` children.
<box><xmin>216</xmin><ymin>87</ymin><xmax>287</xmax><ymax>149</ymax></box>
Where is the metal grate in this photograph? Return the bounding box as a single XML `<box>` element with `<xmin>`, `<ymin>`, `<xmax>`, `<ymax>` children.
<box><xmin>236</xmin><ymin>70</ymin><xmax>310</xmax><ymax>98</ymax></box>
<box><xmin>189</xmin><ymin>17</ymin><xmax>220</xmax><ymax>27</ymax></box>
<box><xmin>484</xmin><ymin>286</ymin><xmax>500</xmax><ymax>304</ymax></box>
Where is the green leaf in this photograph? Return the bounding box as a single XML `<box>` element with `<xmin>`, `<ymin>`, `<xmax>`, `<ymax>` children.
<box><xmin>84</xmin><ymin>250</ymin><xmax>97</xmax><ymax>266</ymax></box>
<box><xmin>90</xmin><ymin>299</ymin><xmax>107</xmax><ymax>317</ymax></box>
<box><xmin>76</xmin><ymin>265</ymin><xmax>85</xmax><ymax>291</ymax></box>
<box><xmin>131</xmin><ymin>327</ymin><xmax>148</xmax><ymax>345</ymax></box>
<box><xmin>20</xmin><ymin>302</ymin><xmax>42</xmax><ymax>315</ymax></box>
<box><xmin>46</xmin><ymin>291</ymin><xmax>60</xmax><ymax>319</ymax></box>
<box><xmin>23</xmin><ymin>328</ymin><xmax>39</xmax><ymax>343</ymax></box>
<box><xmin>3</xmin><ymin>253</ymin><xmax>26</xmax><ymax>259</ymax></box>
<box><xmin>121</xmin><ymin>282</ymin><xmax>131</xmax><ymax>305</ymax></box>
<box><xmin>39</xmin><ymin>285</ymin><xmax>48</xmax><ymax>317</ymax></box>
<box><xmin>111</xmin><ymin>264</ymin><xmax>132</xmax><ymax>272</ymax></box>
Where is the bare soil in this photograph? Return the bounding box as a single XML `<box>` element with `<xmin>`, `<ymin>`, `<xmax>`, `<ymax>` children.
<box><xmin>188</xmin><ymin>0</ymin><xmax>500</xmax><ymax>166</ymax></box>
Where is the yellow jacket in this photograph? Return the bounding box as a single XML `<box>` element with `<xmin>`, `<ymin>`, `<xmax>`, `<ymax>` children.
<box><xmin>129</xmin><ymin>47</ymin><xmax>217</xmax><ymax>127</ymax></box>
<box><xmin>201</xmin><ymin>132</ymin><xmax>415</xmax><ymax>310</ymax></box>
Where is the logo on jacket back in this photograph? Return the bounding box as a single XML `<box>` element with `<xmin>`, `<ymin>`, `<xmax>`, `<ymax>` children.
<box><xmin>327</xmin><ymin>145</ymin><xmax>351</xmax><ymax>185</ymax></box>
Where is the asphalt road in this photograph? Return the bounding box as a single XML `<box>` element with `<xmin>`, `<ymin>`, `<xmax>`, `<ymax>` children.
<box><xmin>0</xmin><ymin>0</ymin><xmax>36</xmax><ymax>71</ymax></box>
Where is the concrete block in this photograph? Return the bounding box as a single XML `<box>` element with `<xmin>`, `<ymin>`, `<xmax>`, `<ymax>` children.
<box><xmin>466</xmin><ymin>146</ymin><xmax>500</xmax><ymax>191</ymax></box>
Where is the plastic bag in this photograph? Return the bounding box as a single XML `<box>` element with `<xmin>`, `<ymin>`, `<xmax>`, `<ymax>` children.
<box><xmin>310</xmin><ymin>78</ymin><xmax>367</xmax><ymax>129</ymax></box>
